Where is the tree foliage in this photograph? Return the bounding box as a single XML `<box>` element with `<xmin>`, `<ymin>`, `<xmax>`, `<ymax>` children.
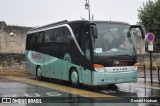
<box><xmin>138</xmin><ymin>0</ymin><xmax>160</xmax><ymax>52</ymax></box>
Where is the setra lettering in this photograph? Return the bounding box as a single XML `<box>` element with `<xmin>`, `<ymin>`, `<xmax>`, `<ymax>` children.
<box><xmin>113</xmin><ymin>61</ymin><xmax>128</xmax><ymax>66</ymax></box>
<box><xmin>32</xmin><ymin>53</ymin><xmax>42</xmax><ymax>59</ymax></box>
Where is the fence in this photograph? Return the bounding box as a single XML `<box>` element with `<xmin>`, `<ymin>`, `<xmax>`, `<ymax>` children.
<box><xmin>0</xmin><ymin>53</ymin><xmax>28</xmax><ymax>76</ymax></box>
<box><xmin>138</xmin><ymin>65</ymin><xmax>146</xmax><ymax>84</ymax></box>
<box><xmin>138</xmin><ymin>64</ymin><xmax>160</xmax><ymax>85</ymax></box>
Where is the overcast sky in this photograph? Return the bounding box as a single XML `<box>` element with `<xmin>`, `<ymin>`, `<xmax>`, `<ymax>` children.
<box><xmin>0</xmin><ymin>0</ymin><xmax>148</xmax><ymax>27</ymax></box>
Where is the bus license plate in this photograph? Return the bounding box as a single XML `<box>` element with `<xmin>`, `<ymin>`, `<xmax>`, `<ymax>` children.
<box><xmin>115</xmin><ymin>78</ymin><xmax>124</xmax><ymax>81</ymax></box>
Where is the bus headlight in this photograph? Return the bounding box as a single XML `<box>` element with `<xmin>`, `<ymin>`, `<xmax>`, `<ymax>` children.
<box><xmin>94</xmin><ymin>64</ymin><xmax>106</xmax><ymax>72</ymax></box>
<box><xmin>133</xmin><ymin>66</ymin><xmax>138</xmax><ymax>71</ymax></box>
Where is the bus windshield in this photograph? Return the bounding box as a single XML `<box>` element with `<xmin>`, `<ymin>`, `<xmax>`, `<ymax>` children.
<box><xmin>94</xmin><ymin>23</ymin><xmax>136</xmax><ymax>57</ymax></box>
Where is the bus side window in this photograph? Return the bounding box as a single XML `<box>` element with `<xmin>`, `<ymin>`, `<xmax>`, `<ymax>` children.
<box><xmin>44</xmin><ymin>29</ymin><xmax>54</xmax><ymax>47</ymax></box>
<box><xmin>63</xmin><ymin>27</ymin><xmax>72</xmax><ymax>46</ymax></box>
<box><xmin>81</xmin><ymin>34</ymin><xmax>91</xmax><ymax>61</ymax></box>
<box><xmin>35</xmin><ymin>32</ymin><xmax>44</xmax><ymax>51</ymax></box>
<box><xmin>53</xmin><ymin>28</ymin><xmax>63</xmax><ymax>47</ymax></box>
<box><xmin>84</xmin><ymin>39</ymin><xmax>91</xmax><ymax>61</ymax></box>
<box><xmin>26</xmin><ymin>34</ymin><xmax>36</xmax><ymax>50</ymax></box>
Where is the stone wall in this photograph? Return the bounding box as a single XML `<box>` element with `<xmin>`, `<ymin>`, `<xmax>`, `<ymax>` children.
<box><xmin>0</xmin><ymin>21</ymin><xmax>31</xmax><ymax>53</ymax></box>
<box><xmin>134</xmin><ymin>33</ymin><xmax>145</xmax><ymax>54</ymax></box>
<box><xmin>0</xmin><ymin>53</ymin><xmax>25</xmax><ymax>64</ymax></box>
<box><xmin>0</xmin><ymin>53</ymin><xmax>27</xmax><ymax>76</ymax></box>
<box><xmin>0</xmin><ymin>21</ymin><xmax>6</xmax><ymax>53</ymax></box>
<box><xmin>137</xmin><ymin>53</ymin><xmax>160</xmax><ymax>69</ymax></box>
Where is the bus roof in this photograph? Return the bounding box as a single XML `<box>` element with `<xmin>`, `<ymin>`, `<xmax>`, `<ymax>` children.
<box><xmin>27</xmin><ymin>20</ymin><xmax>130</xmax><ymax>34</ymax></box>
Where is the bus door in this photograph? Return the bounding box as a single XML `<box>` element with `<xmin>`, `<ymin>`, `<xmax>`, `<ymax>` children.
<box><xmin>81</xmin><ymin>32</ymin><xmax>92</xmax><ymax>85</ymax></box>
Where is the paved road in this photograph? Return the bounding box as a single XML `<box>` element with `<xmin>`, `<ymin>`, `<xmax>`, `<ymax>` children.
<box><xmin>0</xmin><ymin>75</ymin><xmax>160</xmax><ymax>106</ymax></box>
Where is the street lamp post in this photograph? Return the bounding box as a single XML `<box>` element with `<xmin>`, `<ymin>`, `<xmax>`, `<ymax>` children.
<box><xmin>85</xmin><ymin>0</ymin><xmax>91</xmax><ymax>20</ymax></box>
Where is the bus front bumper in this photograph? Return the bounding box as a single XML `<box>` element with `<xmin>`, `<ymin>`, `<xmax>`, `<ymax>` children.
<box><xmin>92</xmin><ymin>71</ymin><xmax>138</xmax><ymax>86</ymax></box>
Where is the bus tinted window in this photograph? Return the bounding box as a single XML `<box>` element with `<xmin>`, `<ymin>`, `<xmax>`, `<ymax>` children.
<box><xmin>63</xmin><ymin>27</ymin><xmax>72</xmax><ymax>45</ymax></box>
<box><xmin>37</xmin><ymin>32</ymin><xmax>43</xmax><ymax>43</ymax></box>
<box><xmin>53</xmin><ymin>28</ymin><xmax>63</xmax><ymax>44</ymax></box>
<box><xmin>35</xmin><ymin>32</ymin><xmax>44</xmax><ymax>50</ymax></box>
<box><xmin>44</xmin><ymin>29</ymin><xmax>54</xmax><ymax>44</ymax></box>
<box><xmin>43</xmin><ymin>29</ymin><xmax>54</xmax><ymax>48</ymax></box>
<box><xmin>26</xmin><ymin>33</ymin><xmax>36</xmax><ymax>50</ymax></box>
<box><xmin>28</xmin><ymin>34</ymin><xmax>35</xmax><ymax>44</ymax></box>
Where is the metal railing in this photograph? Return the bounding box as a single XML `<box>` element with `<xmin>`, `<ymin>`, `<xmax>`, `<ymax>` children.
<box><xmin>138</xmin><ymin>65</ymin><xmax>146</xmax><ymax>84</ymax></box>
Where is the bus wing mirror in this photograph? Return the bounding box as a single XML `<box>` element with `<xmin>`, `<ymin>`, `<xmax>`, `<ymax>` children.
<box><xmin>90</xmin><ymin>25</ymin><xmax>98</xmax><ymax>38</ymax></box>
<box><xmin>130</xmin><ymin>25</ymin><xmax>145</xmax><ymax>39</ymax></box>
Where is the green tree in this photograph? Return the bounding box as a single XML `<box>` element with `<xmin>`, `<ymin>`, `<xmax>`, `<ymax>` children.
<box><xmin>138</xmin><ymin>0</ymin><xmax>160</xmax><ymax>52</ymax></box>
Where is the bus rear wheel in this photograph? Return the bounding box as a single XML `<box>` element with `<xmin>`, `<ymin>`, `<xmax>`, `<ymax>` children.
<box><xmin>36</xmin><ymin>66</ymin><xmax>43</xmax><ymax>81</ymax></box>
<box><xmin>70</xmin><ymin>69</ymin><xmax>79</xmax><ymax>87</ymax></box>
<box><xmin>106</xmin><ymin>84</ymin><xmax>118</xmax><ymax>91</ymax></box>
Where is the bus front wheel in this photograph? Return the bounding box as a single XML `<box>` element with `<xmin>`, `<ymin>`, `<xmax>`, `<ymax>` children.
<box><xmin>36</xmin><ymin>66</ymin><xmax>43</xmax><ymax>81</ymax></box>
<box><xmin>70</xmin><ymin>68</ymin><xmax>79</xmax><ymax>87</ymax></box>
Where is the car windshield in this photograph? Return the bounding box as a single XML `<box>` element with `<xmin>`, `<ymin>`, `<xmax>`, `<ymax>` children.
<box><xmin>94</xmin><ymin>22</ymin><xmax>136</xmax><ymax>57</ymax></box>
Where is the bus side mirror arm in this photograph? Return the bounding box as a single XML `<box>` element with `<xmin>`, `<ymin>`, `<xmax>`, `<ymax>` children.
<box><xmin>130</xmin><ymin>25</ymin><xmax>145</xmax><ymax>39</ymax></box>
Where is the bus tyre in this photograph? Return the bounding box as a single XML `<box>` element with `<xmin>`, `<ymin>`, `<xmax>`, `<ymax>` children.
<box><xmin>36</xmin><ymin>66</ymin><xmax>43</xmax><ymax>81</ymax></box>
<box><xmin>106</xmin><ymin>84</ymin><xmax>118</xmax><ymax>91</ymax></box>
<box><xmin>70</xmin><ymin>69</ymin><xmax>79</xmax><ymax>87</ymax></box>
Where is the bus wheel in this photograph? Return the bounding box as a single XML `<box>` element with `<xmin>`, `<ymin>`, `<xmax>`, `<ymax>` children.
<box><xmin>106</xmin><ymin>84</ymin><xmax>118</xmax><ymax>91</ymax></box>
<box><xmin>70</xmin><ymin>69</ymin><xmax>79</xmax><ymax>87</ymax></box>
<box><xmin>36</xmin><ymin>66</ymin><xmax>43</xmax><ymax>81</ymax></box>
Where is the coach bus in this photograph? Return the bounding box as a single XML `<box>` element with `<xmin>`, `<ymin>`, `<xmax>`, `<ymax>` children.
<box><xmin>26</xmin><ymin>20</ymin><xmax>145</xmax><ymax>87</ymax></box>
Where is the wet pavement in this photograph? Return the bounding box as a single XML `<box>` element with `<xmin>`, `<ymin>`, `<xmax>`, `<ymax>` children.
<box><xmin>0</xmin><ymin>71</ymin><xmax>160</xmax><ymax>106</ymax></box>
